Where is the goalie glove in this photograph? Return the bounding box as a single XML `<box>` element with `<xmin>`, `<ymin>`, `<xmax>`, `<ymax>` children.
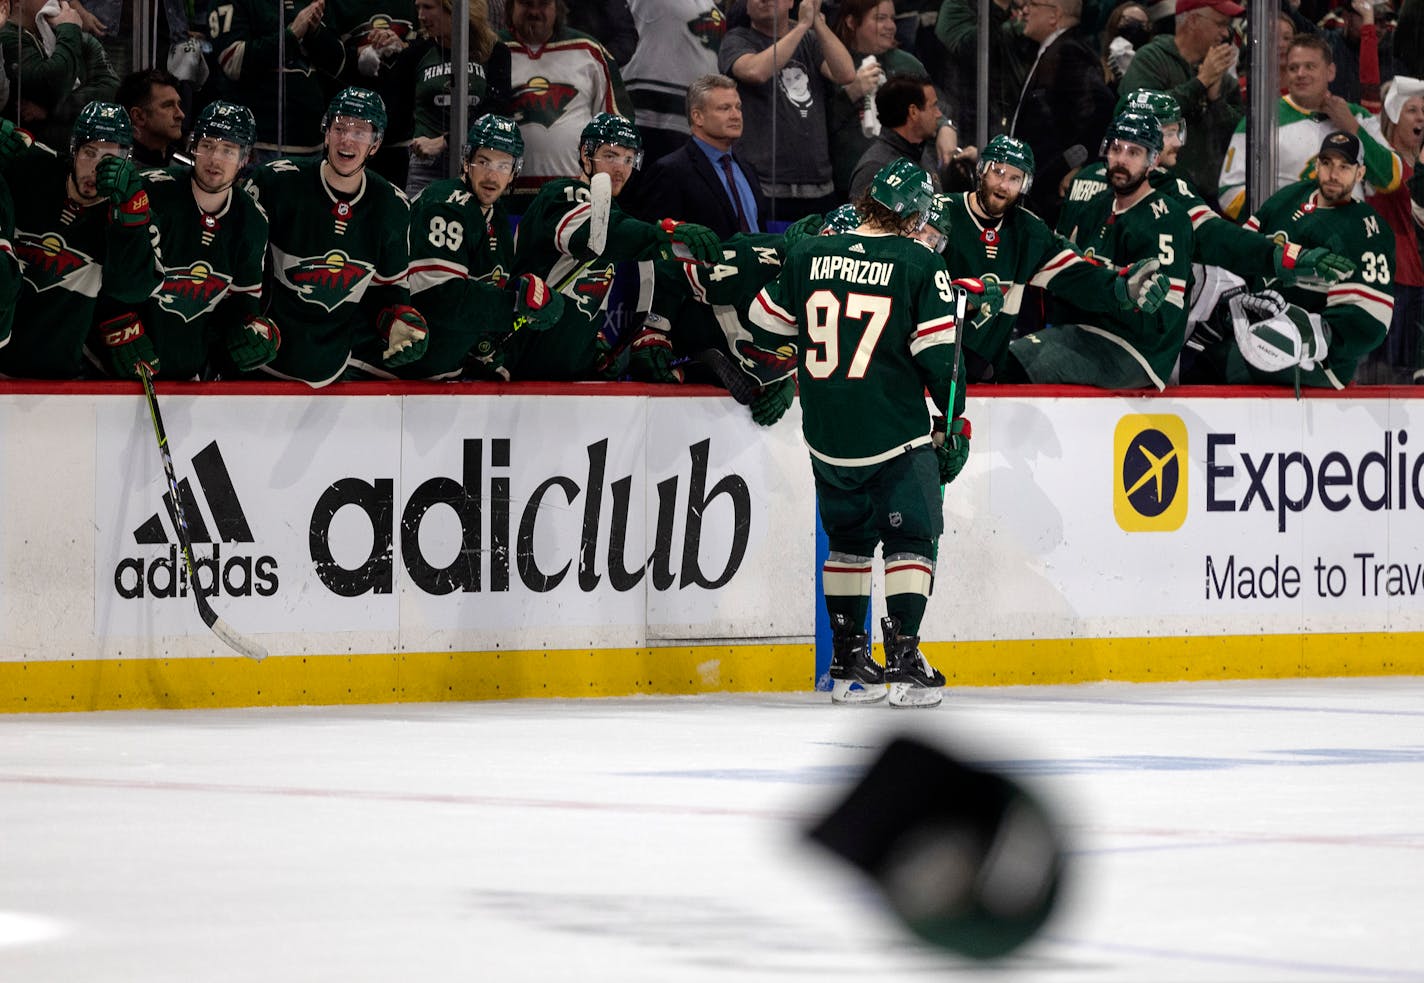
<box><xmin>379</xmin><ymin>305</ymin><xmax>429</xmax><ymax>367</ymax></box>
<box><xmin>99</xmin><ymin>312</ymin><xmax>160</xmax><ymax>379</ymax></box>
<box><xmin>1229</xmin><ymin>289</ymin><xmax>1329</xmax><ymax>373</ymax></box>
<box><xmin>510</xmin><ymin>273</ymin><xmax>563</xmax><ymax>333</ymax></box>
<box><xmin>750</xmin><ymin>377</ymin><xmax>795</xmax><ymax>426</ymax></box>
<box><xmin>932</xmin><ymin>414</ymin><xmax>972</xmax><ymax>486</ymax></box>
<box><xmin>0</xmin><ymin>117</ymin><xmax>32</xmax><ymax>165</ymax></box>
<box><xmin>1274</xmin><ymin>243</ymin><xmax>1356</xmax><ymax>285</ymax></box>
<box><xmin>1114</xmin><ymin>258</ymin><xmax>1169</xmax><ymax>313</ymax></box>
<box><xmin>96</xmin><ymin>156</ymin><xmax>150</xmax><ymax>227</ymax></box>
<box><xmin>628</xmin><ymin>323</ymin><xmax>683</xmax><ymax>383</ymax></box>
<box><xmin>227</xmin><ymin>315</ymin><xmax>281</xmax><ymax>371</ymax></box>
<box><xmin>657</xmin><ymin>218</ymin><xmax>722</xmax><ymax>264</ymax></box>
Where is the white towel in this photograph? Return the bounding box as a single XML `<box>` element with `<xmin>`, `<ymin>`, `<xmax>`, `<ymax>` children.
<box><xmin>34</xmin><ymin>0</ymin><xmax>64</xmax><ymax>57</ymax></box>
<box><xmin>1383</xmin><ymin>76</ymin><xmax>1424</xmax><ymax>125</ymax></box>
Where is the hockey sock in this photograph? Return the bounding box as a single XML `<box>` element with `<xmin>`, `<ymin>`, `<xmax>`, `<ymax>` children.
<box><xmin>823</xmin><ymin>552</ymin><xmax>872</xmax><ymax>628</ymax></box>
<box><xmin>884</xmin><ymin>552</ymin><xmax>934</xmax><ymax>636</ymax></box>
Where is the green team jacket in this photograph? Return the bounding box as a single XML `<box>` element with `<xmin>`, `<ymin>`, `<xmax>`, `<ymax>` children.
<box><xmin>1241</xmin><ymin>179</ymin><xmax>1395</xmax><ymax>388</ymax></box>
<box><xmin>509</xmin><ymin>177</ymin><xmax>665</xmax><ymax>380</ymax></box>
<box><xmin>749</xmin><ymin>232</ymin><xmax>961</xmax><ymax>467</ymax></box>
<box><xmin>1060</xmin><ymin>163</ymin><xmax>1279</xmax><ymax>276</ymax></box>
<box><xmin>350</xmin><ymin>176</ymin><xmax>514</xmax><ymax>380</ymax></box>
<box><xmin>1053</xmin><ymin>183</ymin><xmax>1194</xmax><ymax>389</ymax></box>
<box><xmin>0</xmin><ymin>145</ymin><xmax>161</xmax><ymax>379</ymax></box>
<box><xmin>245</xmin><ymin>157</ymin><xmax>412</xmax><ymax>386</ymax></box>
<box><xmin>136</xmin><ymin>166</ymin><xmax>268</xmax><ymax>380</ymax></box>
<box><xmin>942</xmin><ymin>192</ymin><xmax>1142</xmax><ymax>379</ymax></box>
<box><xmin>0</xmin><ymin>23</ymin><xmax>118</xmax><ymax>151</ymax></box>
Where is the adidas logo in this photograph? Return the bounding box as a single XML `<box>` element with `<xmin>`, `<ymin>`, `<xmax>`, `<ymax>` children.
<box><xmin>849</xmin><ymin>243</ymin><xmax>866</xmax><ymax>253</ymax></box>
<box><xmin>115</xmin><ymin>441</ymin><xmax>279</xmax><ymax>600</ymax></box>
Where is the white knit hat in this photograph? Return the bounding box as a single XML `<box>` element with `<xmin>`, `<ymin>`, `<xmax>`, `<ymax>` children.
<box><xmin>1383</xmin><ymin>76</ymin><xmax>1424</xmax><ymax>124</ymax></box>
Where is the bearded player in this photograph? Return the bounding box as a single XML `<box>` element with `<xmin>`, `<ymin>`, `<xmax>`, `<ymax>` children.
<box><xmin>244</xmin><ymin>87</ymin><xmax>429</xmax><ymax>387</ymax></box>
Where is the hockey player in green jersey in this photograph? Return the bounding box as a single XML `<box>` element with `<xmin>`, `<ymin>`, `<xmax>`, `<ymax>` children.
<box><xmin>110</xmin><ymin>101</ymin><xmax>278</xmax><ymax>380</ymax></box>
<box><xmin>747</xmin><ymin>159</ymin><xmax>965</xmax><ymax>708</ymax></box>
<box><xmin>348</xmin><ymin>113</ymin><xmax>561</xmax><ymax>380</ymax></box>
<box><xmin>1008</xmin><ymin>111</ymin><xmax>1194</xmax><ymax>389</ymax></box>
<box><xmin>1191</xmin><ymin>131</ymin><xmax>1394</xmax><ymax>389</ymax></box>
<box><xmin>507</xmin><ymin>112</ymin><xmax>722</xmax><ymax>381</ymax></box>
<box><xmin>937</xmin><ymin>134</ymin><xmax>1170</xmax><ymax>382</ymax></box>
<box><xmin>245</xmin><ymin>87</ymin><xmax>429</xmax><ymax>387</ymax></box>
<box><xmin>1059</xmin><ymin>89</ymin><xmax>1356</xmax><ymax>302</ymax></box>
<box><xmin>0</xmin><ymin>102</ymin><xmax>162</xmax><ymax>380</ymax></box>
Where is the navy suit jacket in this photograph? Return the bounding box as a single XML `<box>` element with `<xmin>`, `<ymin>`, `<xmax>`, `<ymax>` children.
<box><xmin>631</xmin><ymin>138</ymin><xmax>768</xmax><ymax>239</ymax></box>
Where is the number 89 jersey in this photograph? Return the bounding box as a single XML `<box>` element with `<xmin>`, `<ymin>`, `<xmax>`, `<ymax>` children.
<box><xmin>749</xmin><ymin>233</ymin><xmax>961</xmax><ymax>467</ymax></box>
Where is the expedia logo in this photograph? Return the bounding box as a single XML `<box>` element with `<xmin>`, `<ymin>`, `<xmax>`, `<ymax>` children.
<box><xmin>511</xmin><ymin>77</ymin><xmax>578</xmax><ymax>129</ymax></box>
<box><xmin>1114</xmin><ymin>414</ymin><xmax>1188</xmax><ymax>532</ymax></box>
<box><xmin>690</xmin><ymin>8</ymin><xmax>726</xmax><ymax>52</ymax></box>
<box><xmin>114</xmin><ymin>441</ymin><xmax>278</xmax><ymax>599</ymax></box>
<box><xmin>15</xmin><ymin>231</ymin><xmax>93</xmax><ymax>293</ymax></box>
<box><xmin>308</xmin><ymin>437</ymin><xmax>749</xmax><ymax>597</ymax></box>
<box><xmin>158</xmin><ymin>262</ymin><xmax>233</xmax><ymax>323</ymax></box>
<box><xmin>287</xmin><ymin>250</ymin><xmax>374</xmax><ymax>312</ymax></box>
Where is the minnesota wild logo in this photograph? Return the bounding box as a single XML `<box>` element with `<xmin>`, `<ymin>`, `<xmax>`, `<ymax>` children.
<box><xmin>356</xmin><ymin>14</ymin><xmax>414</xmax><ymax>41</ymax></box>
<box><xmin>476</xmin><ymin>263</ymin><xmax>509</xmax><ymax>289</ymax></box>
<box><xmin>690</xmin><ymin>7</ymin><xmax>726</xmax><ymax>52</ymax></box>
<box><xmin>568</xmin><ymin>266</ymin><xmax>615</xmax><ymax>318</ymax></box>
<box><xmin>286</xmin><ymin>251</ymin><xmax>374</xmax><ymax>312</ymax></box>
<box><xmin>511</xmin><ymin>76</ymin><xmax>578</xmax><ymax>129</ymax></box>
<box><xmin>159</xmin><ymin>262</ymin><xmax>233</xmax><ymax>323</ymax></box>
<box><xmin>15</xmin><ymin>231</ymin><xmax>95</xmax><ymax>294</ymax></box>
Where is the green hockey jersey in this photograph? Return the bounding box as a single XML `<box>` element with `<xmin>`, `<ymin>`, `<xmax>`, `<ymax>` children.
<box><xmin>1060</xmin><ymin>163</ymin><xmax>1278</xmax><ymax>276</ymax></box>
<box><xmin>749</xmin><ymin>232</ymin><xmax>961</xmax><ymax>467</ymax></box>
<box><xmin>0</xmin><ymin>145</ymin><xmax>161</xmax><ymax>379</ymax></box>
<box><xmin>650</xmin><ymin>232</ymin><xmax>785</xmax><ymax>356</ymax></box>
<box><xmin>245</xmin><ymin>157</ymin><xmax>412</xmax><ymax>386</ymax></box>
<box><xmin>1050</xmin><ymin>183</ymin><xmax>1193</xmax><ymax>388</ymax></box>
<box><xmin>509</xmin><ymin>177</ymin><xmax>664</xmax><ymax>380</ymax></box>
<box><xmin>210</xmin><ymin>0</ymin><xmax>347</xmax><ymax>153</ymax></box>
<box><xmin>134</xmin><ymin>166</ymin><xmax>268</xmax><ymax>379</ymax></box>
<box><xmin>941</xmin><ymin>192</ymin><xmax>1140</xmax><ymax>379</ymax></box>
<box><xmin>349</xmin><ymin>175</ymin><xmax>513</xmax><ymax>379</ymax></box>
<box><xmin>1240</xmin><ymin>179</ymin><xmax>1394</xmax><ymax>388</ymax></box>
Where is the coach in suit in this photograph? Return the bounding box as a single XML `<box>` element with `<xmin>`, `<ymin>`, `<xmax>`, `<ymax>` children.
<box><xmin>632</xmin><ymin>73</ymin><xmax>768</xmax><ymax>237</ymax></box>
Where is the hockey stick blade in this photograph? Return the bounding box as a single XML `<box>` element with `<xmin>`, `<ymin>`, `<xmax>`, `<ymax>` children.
<box><xmin>588</xmin><ymin>172</ymin><xmax>611</xmax><ymax>255</ymax></box>
<box><xmin>140</xmin><ymin>366</ymin><xmax>268</xmax><ymax>662</ymax></box>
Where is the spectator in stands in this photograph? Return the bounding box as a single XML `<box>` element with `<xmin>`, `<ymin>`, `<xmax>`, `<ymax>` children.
<box><xmin>719</xmin><ymin>0</ymin><xmax>855</xmax><ymax>224</ymax></box>
<box><xmin>1325</xmin><ymin>0</ymin><xmax>1393</xmax><ymax>109</ymax></box>
<box><xmin>117</xmin><ymin>69</ymin><xmax>185</xmax><ymax>169</ymax></box>
<box><xmin>0</xmin><ymin>102</ymin><xmax>160</xmax><ymax>380</ymax></box>
<box><xmin>1118</xmin><ymin>0</ymin><xmax>1242</xmax><ymax>201</ymax></box>
<box><xmin>828</xmin><ymin>0</ymin><xmax>961</xmax><ymax>201</ymax></box>
<box><xmin>622</xmin><ymin>0</ymin><xmax>726</xmax><ymax>166</ymax></box>
<box><xmin>1362</xmin><ymin>77</ymin><xmax>1424</xmax><ymax>383</ymax></box>
<box><xmin>848</xmin><ymin>73</ymin><xmax>947</xmax><ymax>200</ymax></box>
<box><xmin>1101</xmin><ymin>2</ymin><xmax>1152</xmax><ymax>96</ymax></box>
<box><xmin>502</xmin><ymin>0</ymin><xmax>633</xmax><ymax>213</ymax></box>
<box><xmin>934</xmin><ymin>0</ymin><xmax>1035</xmax><ymax>142</ymax></box>
<box><xmin>393</xmin><ymin>0</ymin><xmax>510</xmax><ymax>198</ymax></box>
<box><xmin>1008</xmin><ymin>0</ymin><xmax>1115</xmax><ymax>223</ymax></box>
<box><xmin>80</xmin><ymin>0</ymin><xmax>189</xmax><ymax>81</ymax></box>
<box><xmin>635</xmin><ymin>73</ymin><xmax>767</xmax><ymax>238</ymax></box>
<box><xmin>211</xmin><ymin>0</ymin><xmax>346</xmax><ymax>160</ymax></box>
<box><xmin>567</xmin><ymin>0</ymin><xmax>637</xmax><ymax>65</ymax></box>
<box><xmin>1219</xmin><ymin>35</ymin><xmax>1402</xmax><ymax>218</ymax></box>
<box><xmin>1</xmin><ymin>0</ymin><xmax>119</xmax><ymax>151</ymax></box>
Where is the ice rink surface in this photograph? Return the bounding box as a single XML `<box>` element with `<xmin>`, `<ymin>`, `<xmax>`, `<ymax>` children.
<box><xmin>3</xmin><ymin>677</ymin><xmax>1423</xmax><ymax>982</ymax></box>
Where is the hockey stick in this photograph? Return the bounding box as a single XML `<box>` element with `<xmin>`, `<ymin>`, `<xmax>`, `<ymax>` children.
<box><xmin>138</xmin><ymin>365</ymin><xmax>268</xmax><ymax>662</ymax></box>
<box><xmin>587</xmin><ymin>171</ymin><xmax>612</xmax><ymax>255</ymax></box>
